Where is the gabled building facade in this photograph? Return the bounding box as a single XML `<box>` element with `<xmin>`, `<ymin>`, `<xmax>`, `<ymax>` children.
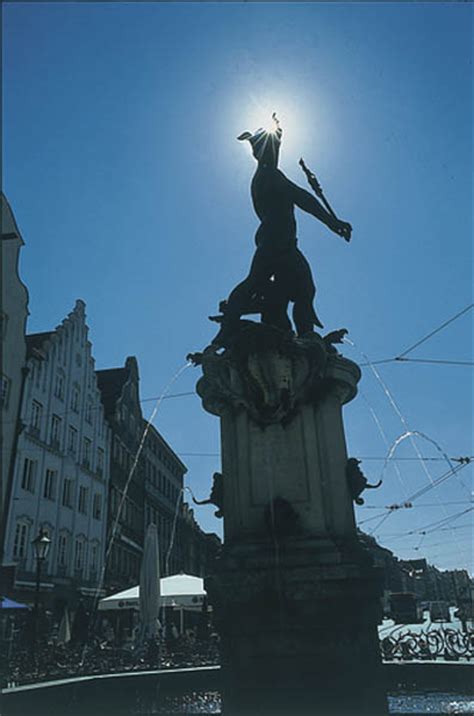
<box><xmin>1</xmin><ymin>195</ymin><xmax>29</xmax><ymax>560</ymax></box>
<box><xmin>179</xmin><ymin>503</ymin><xmax>221</xmax><ymax>577</ymax></box>
<box><xmin>96</xmin><ymin>357</ymin><xmax>145</xmax><ymax>593</ymax></box>
<box><xmin>142</xmin><ymin>421</ymin><xmax>187</xmax><ymax>575</ymax></box>
<box><xmin>2</xmin><ymin>300</ymin><xmax>110</xmax><ymax>609</ymax></box>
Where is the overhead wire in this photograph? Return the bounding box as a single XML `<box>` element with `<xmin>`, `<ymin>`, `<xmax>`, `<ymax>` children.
<box><xmin>344</xmin><ymin>315</ymin><xmax>472</xmax><ymax>555</ymax></box>
<box><xmin>9</xmin><ymin>302</ymin><xmax>473</xmax><ymax>431</ymax></box>
<box><xmin>359</xmin><ymin>358</ymin><xmax>473</xmax><ymax>367</ymax></box>
<box><xmin>361</xmin><ymin>360</ymin><xmax>467</xmax><ymax>550</ymax></box>
<box><xmin>8</xmin><ymin>304</ymin><xmax>473</xmax><ymax>428</ymax></box>
<box><xmin>388</xmin><ymin>506</ymin><xmax>474</xmax><ymax>540</ymax></box>
<box><xmin>396</xmin><ymin>304</ymin><xmax>474</xmax><ymax>359</ymax></box>
<box><xmin>359</xmin><ymin>303</ymin><xmax>473</xmax><ymax>367</ymax></box>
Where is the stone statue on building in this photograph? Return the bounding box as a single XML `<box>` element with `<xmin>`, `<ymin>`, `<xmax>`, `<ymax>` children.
<box><xmin>211</xmin><ymin>114</ymin><xmax>352</xmax><ymax>346</ymax></box>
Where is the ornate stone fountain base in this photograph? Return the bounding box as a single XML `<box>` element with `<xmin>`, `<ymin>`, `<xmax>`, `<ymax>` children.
<box><xmin>193</xmin><ymin>324</ymin><xmax>388</xmax><ymax>715</ymax></box>
<box><xmin>207</xmin><ymin>539</ymin><xmax>386</xmax><ymax>715</ymax></box>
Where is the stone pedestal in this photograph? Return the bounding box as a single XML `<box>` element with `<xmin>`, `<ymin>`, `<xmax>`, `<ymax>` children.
<box><xmin>195</xmin><ymin>325</ymin><xmax>388</xmax><ymax>715</ymax></box>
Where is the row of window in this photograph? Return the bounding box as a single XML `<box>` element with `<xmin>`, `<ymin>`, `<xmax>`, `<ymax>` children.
<box><xmin>32</xmin><ymin>355</ymin><xmax>100</xmax><ymax>417</ymax></box>
<box><xmin>112</xmin><ymin>437</ymin><xmax>135</xmax><ymax>473</ymax></box>
<box><xmin>110</xmin><ymin>544</ymin><xmax>140</xmax><ymax>580</ymax></box>
<box><xmin>145</xmin><ymin>459</ymin><xmax>181</xmax><ymax>504</ymax></box>
<box><xmin>29</xmin><ymin>405</ymin><xmax>104</xmax><ymax>472</ymax></box>
<box><xmin>21</xmin><ymin>458</ymin><xmax>103</xmax><ymax>518</ymax></box>
<box><xmin>13</xmin><ymin>522</ymin><xmax>100</xmax><ymax>575</ymax></box>
<box><xmin>31</xmin><ymin>395</ymin><xmax>102</xmax><ymax>434</ymax></box>
<box><xmin>117</xmin><ymin>403</ymin><xmax>141</xmax><ymax>441</ymax></box>
<box><xmin>147</xmin><ymin>438</ymin><xmax>181</xmax><ymax>479</ymax></box>
<box><xmin>110</xmin><ymin>487</ymin><xmax>141</xmax><ymax>532</ymax></box>
<box><xmin>54</xmin><ymin>325</ymin><xmax>96</xmax><ymax>380</ymax></box>
<box><xmin>145</xmin><ymin>504</ymin><xmax>174</xmax><ymax>547</ymax></box>
<box><xmin>52</xmin><ymin>377</ymin><xmax>96</xmax><ymax>423</ymax></box>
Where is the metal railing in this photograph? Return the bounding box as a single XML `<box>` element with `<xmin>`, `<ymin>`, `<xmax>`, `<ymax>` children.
<box><xmin>380</xmin><ymin>627</ymin><xmax>474</xmax><ymax>661</ymax></box>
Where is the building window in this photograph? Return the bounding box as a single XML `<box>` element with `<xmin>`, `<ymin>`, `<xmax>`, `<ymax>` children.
<box><xmin>90</xmin><ymin>543</ymin><xmax>98</xmax><ymax>573</ymax></box>
<box><xmin>97</xmin><ymin>409</ymin><xmax>104</xmax><ymax>437</ymax></box>
<box><xmin>78</xmin><ymin>486</ymin><xmax>88</xmax><ymax>514</ymax></box>
<box><xmin>58</xmin><ymin>533</ymin><xmax>68</xmax><ymax>567</ymax></box>
<box><xmin>62</xmin><ymin>478</ymin><xmax>74</xmax><ymax>508</ymax></box>
<box><xmin>0</xmin><ymin>312</ymin><xmax>8</xmax><ymax>339</ymax></box>
<box><xmin>113</xmin><ymin>436</ymin><xmax>120</xmax><ymax>461</ymax></box>
<box><xmin>120</xmin><ymin>404</ymin><xmax>127</xmax><ymax>424</ymax></box>
<box><xmin>21</xmin><ymin>458</ymin><xmax>36</xmax><ymax>493</ymax></box>
<box><xmin>13</xmin><ymin>521</ymin><xmax>29</xmax><ymax>559</ymax></box>
<box><xmin>74</xmin><ymin>539</ymin><xmax>85</xmax><ymax>570</ymax></box>
<box><xmin>110</xmin><ymin>487</ymin><xmax>117</xmax><ymax>516</ymax></box>
<box><xmin>1</xmin><ymin>375</ymin><xmax>10</xmax><ymax>408</ymax></box>
<box><xmin>122</xmin><ymin>447</ymin><xmax>130</xmax><ymax>472</ymax></box>
<box><xmin>67</xmin><ymin>425</ymin><xmax>78</xmax><ymax>455</ymax></box>
<box><xmin>43</xmin><ymin>469</ymin><xmax>57</xmax><ymax>500</ymax></box>
<box><xmin>97</xmin><ymin>448</ymin><xmax>104</xmax><ymax>476</ymax></box>
<box><xmin>92</xmin><ymin>493</ymin><xmax>102</xmax><ymax>520</ymax></box>
<box><xmin>54</xmin><ymin>371</ymin><xmax>65</xmax><ymax>400</ymax></box>
<box><xmin>50</xmin><ymin>414</ymin><xmax>62</xmax><ymax>449</ymax></box>
<box><xmin>30</xmin><ymin>400</ymin><xmax>43</xmax><ymax>436</ymax></box>
<box><xmin>82</xmin><ymin>438</ymin><xmax>91</xmax><ymax>469</ymax></box>
<box><xmin>34</xmin><ymin>360</ymin><xmax>42</xmax><ymax>388</ymax></box>
<box><xmin>85</xmin><ymin>398</ymin><xmax>93</xmax><ymax>425</ymax></box>
<box><xmin>71</xmin><ymin>387</ymin><xmax>80</xmax><ymax>413</ymax></box>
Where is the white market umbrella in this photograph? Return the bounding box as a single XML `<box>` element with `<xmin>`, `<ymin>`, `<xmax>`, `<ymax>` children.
<box><xmin>139</xmin><ymin>524</ymin><xmax>161</xmax><ymax>642</ymax></box>
<box><xmin>98</xmin><ymin>573</ymin><xmax>206</xmax><ymax>611</ymax></box>
<box><xmin>98</xmin><ymin>584</ymin><xmax>139</xmax><ymax>610</ymax></box>
<box><xmin>57</xmin><ymin>607</ymin><xmax>71</xmax><ymax>644</ymax></box>
<box><xmin>160</xmin><ymin>574</ymin><xmax>206</xmax><ymax>609</ymax></box>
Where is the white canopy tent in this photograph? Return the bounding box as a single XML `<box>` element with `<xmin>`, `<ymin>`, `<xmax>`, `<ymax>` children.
<box><xmin>98</xmin><ymin>573</ymin><xmax>206</xmax><ymax>612</ymax></box>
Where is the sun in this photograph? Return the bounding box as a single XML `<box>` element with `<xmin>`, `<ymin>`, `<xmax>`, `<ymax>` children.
<box><xmin>242</xmin><ymin>98</ymin><xmax>306</xmax><ymax>158</ymax></box>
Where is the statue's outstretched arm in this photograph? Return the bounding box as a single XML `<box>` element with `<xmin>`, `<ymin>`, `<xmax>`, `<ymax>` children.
<box><xmin>288</xmin><ymin>180</ymin><xmax>334</xmax><ymax>225</ymax></box>
<box><xmin>282</xmin><ymin>175</ymin><xmax>352</xmax><ymax>242</ymax></box>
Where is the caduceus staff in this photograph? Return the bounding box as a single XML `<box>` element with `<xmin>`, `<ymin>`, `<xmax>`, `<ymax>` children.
<box><xmin>299</xmin><ymin>158</ymin><xmax>351</xmax><ymax>242</ymax></box>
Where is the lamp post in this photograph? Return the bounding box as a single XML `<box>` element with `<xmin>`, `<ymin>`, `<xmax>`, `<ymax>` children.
<box><xmin>31</xmin><ymin>528</ymin><xmax>51</xmax><ymax>657</ymax></box>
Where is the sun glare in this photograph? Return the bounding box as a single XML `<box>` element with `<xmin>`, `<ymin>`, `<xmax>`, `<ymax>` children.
<box><xmin>243</xmin><ymin>97</ymin><xmax>307</xmax><ymax>158</ymax></box>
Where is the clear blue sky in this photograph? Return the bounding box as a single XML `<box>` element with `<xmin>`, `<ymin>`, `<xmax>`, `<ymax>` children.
<box><xmin>4</xmin><ymin>2</ymin><xmax>472</xmax><ymax>573</ymax></box>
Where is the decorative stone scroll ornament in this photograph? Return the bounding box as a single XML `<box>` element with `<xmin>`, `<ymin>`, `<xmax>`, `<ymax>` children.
<box><xmin>189</xmin><ymin>322</ymin><xmax>359</xmax><ymax>428</ymax></box>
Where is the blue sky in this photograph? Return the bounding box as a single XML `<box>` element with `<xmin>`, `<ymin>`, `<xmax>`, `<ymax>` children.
<box><xmin>4</xmin><ymin>2</ymin><xmax>472</xmax><ymax>573</ymax></box>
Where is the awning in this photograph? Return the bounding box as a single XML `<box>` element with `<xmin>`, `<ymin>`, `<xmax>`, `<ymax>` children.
<box><xmin>98</xmin><ymin>573</ymin><xmax>206</xmax><ymax>611</ymax></box>
<box><xmin>0</xmin><ymin>596</ymin><xmax>30</xmax><ymax>610</ymax></box>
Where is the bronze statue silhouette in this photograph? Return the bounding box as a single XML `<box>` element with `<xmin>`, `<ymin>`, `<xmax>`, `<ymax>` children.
<box><xmin>211</xmin><ymin>114</ymin><xmax>352</xmax><ymax>343</ymax></box>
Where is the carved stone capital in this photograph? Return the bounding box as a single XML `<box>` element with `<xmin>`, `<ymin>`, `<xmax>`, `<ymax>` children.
<box><xmin>195</xmin><ymin>324</ymin><xmax>361</xmax><ymax>426</ymax></box>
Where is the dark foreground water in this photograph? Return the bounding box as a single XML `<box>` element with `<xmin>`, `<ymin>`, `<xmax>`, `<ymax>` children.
<box><xmin>151</xmin><ymin>692</ymin><xmax>474</xmax><ymax>714</ymax></box>
<box><xmin>388</xmin><ymin>692</ymin><xmax>474</xmax><ymax>714</ymax></box>
<box><xmin>2</xmin><ymin>664</ymin><xmax>473</xmax><ymax>716</ymax></box>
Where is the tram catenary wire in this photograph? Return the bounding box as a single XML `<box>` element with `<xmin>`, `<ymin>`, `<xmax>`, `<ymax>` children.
<box><xmin>5</xmin><ymin>302</ymin><xmax>474</xmax><ymax>428</ymax></box>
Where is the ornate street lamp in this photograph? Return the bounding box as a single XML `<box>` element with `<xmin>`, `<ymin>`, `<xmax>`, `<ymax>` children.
<box><xmin>31</xmin><ymin>528</ymin><xmax>51</xmax><ymax>656</ymax></box>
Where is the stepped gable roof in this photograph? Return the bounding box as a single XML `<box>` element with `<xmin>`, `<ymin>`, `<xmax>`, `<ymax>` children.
<box><xmin>1</xmin><ymin>193</ymin><xmax>23</xmax><ymax>242</ymax></box>
<box><xmin>26</xmin><ymin>332</ymin><xmax>54</xmax><ymax>359</ymax></box>
<box><xmin>96</xmin><ymin>366</ymin><xmax>128</xmax><ymax>417</ymax></box>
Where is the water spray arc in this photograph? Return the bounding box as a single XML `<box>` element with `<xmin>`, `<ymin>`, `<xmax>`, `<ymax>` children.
<box><xmin>343</xmin><ymin>337</ymin><xmax>470</xmax><ymax>554</ymax></box>
<box><xmin>77</xmin><ymin>362</ymin><xmax>193</xmax><ymax>673</ymax></box>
